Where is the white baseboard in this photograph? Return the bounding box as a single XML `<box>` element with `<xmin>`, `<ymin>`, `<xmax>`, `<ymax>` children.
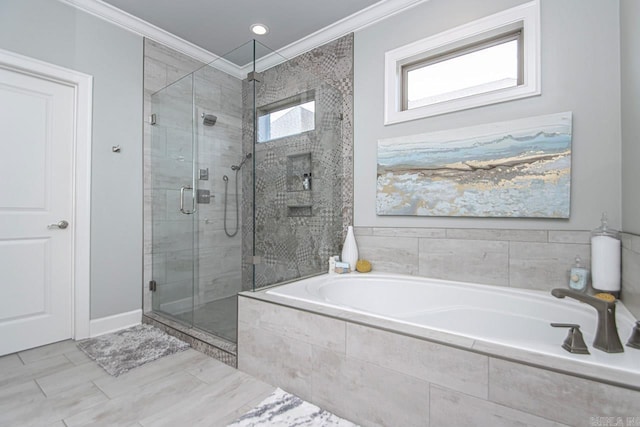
<box><xmin>89</xmin><ymin>309</ymin><xmax>142</xmax><ymax>337</ymax></box>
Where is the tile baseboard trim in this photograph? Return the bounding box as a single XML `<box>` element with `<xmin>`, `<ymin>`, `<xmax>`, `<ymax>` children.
<box><xmin>89</xmin><ymin>309</ymin><xmax>142</xmax><ymax>338</ymax></box>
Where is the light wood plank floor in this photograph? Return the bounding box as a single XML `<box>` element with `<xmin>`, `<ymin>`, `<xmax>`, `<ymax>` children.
<box><xmin>0</xmin><ymin>340</ymin><xmax>275</xmax><ymax>426</ymax></box>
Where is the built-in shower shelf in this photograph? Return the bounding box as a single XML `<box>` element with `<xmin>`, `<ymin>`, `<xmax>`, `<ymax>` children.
<box><xmin>286</xmin><ymin>191</ymin><xmax>313</xmax><ymax>208</ymax></box>
<box><xmin>288</xmin><ymin>206</ymin><xmax>312</xmax><ymax>217</ymax></box>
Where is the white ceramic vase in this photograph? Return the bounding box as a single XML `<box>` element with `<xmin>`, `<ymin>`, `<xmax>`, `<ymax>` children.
<box><xmin>341</xmin><ymin>225</ymin><xmax>358</xmax><ymax>272</ymax></box>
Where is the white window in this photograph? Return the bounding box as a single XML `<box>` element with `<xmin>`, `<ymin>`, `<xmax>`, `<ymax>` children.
<box><xmin>257</xmin><ymin>92</ymin><xmax>315</xmax><ymax>143</ymax></box>
<box><xmin>384</xmin><ymin>0</ymin><xmax>540</xmax><ymax>125</ymax></box>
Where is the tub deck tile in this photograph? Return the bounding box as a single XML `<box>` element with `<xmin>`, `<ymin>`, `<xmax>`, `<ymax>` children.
<box><xmin>346</xmin><ymin>323</ymin><xmax>489</xmax><ymax>399</ymax></box>
<box><xmin>430</xmin><ymin>385</ymin><xmax>568</xmax><ymax>427</ymax></box>
<box><xmin>237</xmin><ymin>322</ymin><xmax>313</xmax><ymax>402</ymax></box>
<box><xmin>488</xmin><ymin>358</ymin><xmax>640</xmax><ymax>426</ymax></box>
<box><xmin>472</xmin><ymin>340</ymin><xmax>640</xmax><ymax>389</ymax></box>
<box><xmin>238</xmin><ymin>297</ymin><xmax>346</xmax><ymax>353</ymax></box>
<box><xmin>311</xmin><ymin>347</ymin><xmax>430</xmax><ymax>427</ymax></box>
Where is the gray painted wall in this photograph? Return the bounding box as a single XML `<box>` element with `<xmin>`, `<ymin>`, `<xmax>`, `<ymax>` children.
<box><xmin>621</xmin><ymin>0</ymin><xmax>640</xmax><ymax>235</ymax></box>
<box><xmin>353</xmin><ymin>0</ymin><xmax>622</xmax><ymax>231</ymax></box>
<box><xmin>0</xmin><ymin>0</ymin><xmax>143</xmax><ymax>319</ymax></box>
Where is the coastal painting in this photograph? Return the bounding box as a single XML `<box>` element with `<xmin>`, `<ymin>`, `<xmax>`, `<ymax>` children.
<box><xmin>376</xmin><ymin>112</ymin><xmax>572</xmax><ymax>217</ymax></box>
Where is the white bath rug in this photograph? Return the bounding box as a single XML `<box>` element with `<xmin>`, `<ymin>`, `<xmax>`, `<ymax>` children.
<box><xmin>77</xmin><ymin>324</ymin><xmax>189</xmax><ymax>376</ymax></box>
<box><xmin>228</xmin><ymin>388</ymin><xmax>359</xmax><ymax>427</ymax></box>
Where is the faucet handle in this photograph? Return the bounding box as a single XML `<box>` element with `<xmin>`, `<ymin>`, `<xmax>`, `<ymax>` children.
<box><xmin>627</xmin><ymin>321</ymin><xmax>640</xmax><ymax>349</ymax></box>
<box><xmin>551</xmin><ymin>323</ymin><xmax>590</xmax><ymax>354</ymax></box>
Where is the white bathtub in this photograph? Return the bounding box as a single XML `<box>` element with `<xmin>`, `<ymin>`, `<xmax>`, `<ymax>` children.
<box><xmin>266</xmin><ymin>272</ymin><xmax>640</xmax><ymax>375</ymax></box>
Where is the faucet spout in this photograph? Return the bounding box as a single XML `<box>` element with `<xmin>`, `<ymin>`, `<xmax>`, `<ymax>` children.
<box><xmin>551</xmin><ymin>288</ymin><xmax>623</xmax><ymax>353</ymax></box>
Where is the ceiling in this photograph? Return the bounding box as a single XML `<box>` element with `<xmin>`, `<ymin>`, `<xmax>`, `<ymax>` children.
<box><xmin>101</xmin><ymin>0</ymin><xmax>383</xmax><ymax>62</ymax></box>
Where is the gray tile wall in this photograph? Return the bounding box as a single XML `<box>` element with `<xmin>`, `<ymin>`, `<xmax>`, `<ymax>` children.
<box><xmin>355</xmin><ymin>227</ymin><xmax>592</xmax><ymax>292</ymax></box>
<box><xmin>143</xmin><ymin>39</ymin><xmax>244</xmax><ymax>315</ymax></box>
<box><xmin>355</xmin><ymin>227</ymin><xmax>640</xmax><ymax>314</ymax></box>
<box><xmin>192</xmin><ymin>63</ymin><xmax>244</xmax><ymax>305</ymax></box>
<box><xmin>238</xmin><ymin>295</ymin><xmax>640</xmax><ymax>427</ymax></box>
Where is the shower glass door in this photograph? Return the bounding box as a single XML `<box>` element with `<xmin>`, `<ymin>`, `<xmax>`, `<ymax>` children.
<box><xmin>150</xmin><ymin>74</ymin><xmax>197</xmax><ymax>327</ymax></box>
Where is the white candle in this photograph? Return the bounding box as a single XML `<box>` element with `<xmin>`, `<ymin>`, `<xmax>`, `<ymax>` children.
<box><xmin>591</xmin><ymin>235</ymin><xmax>621</xmax><ymax>291</ymax></box>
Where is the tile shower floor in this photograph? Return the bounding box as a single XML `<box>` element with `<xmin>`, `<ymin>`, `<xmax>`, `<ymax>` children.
<box><xmin>0</xmin><ymin>340</ymin><xmax>275</xmax><ymax>426</ymax></box>
<box><xmin>172</xmin><ymin>295</ymin><xmax>238</xmax><ymax>343</ymax></box>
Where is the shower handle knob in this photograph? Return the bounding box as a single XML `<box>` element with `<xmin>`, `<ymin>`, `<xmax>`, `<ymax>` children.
<box><xmin>48</xmin><ymin>220</ymin><xmax>69</xmax><ymax>229</ymax></box>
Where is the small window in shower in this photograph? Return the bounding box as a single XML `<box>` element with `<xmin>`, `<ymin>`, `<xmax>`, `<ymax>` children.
<box><xmin>257</xmin><ymin>91</ymin><xmax>315</xmax><ymax>143</ymax></box>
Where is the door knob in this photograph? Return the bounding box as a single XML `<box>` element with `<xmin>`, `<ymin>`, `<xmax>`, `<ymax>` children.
<box><xmin>48</xmin><ymin>220</ymin><xmax>69</xmax><ymax>229</ymax></box>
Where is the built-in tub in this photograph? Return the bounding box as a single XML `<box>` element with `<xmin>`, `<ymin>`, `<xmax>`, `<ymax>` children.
<box><xmin>266</xmin><ymin>272</ymin><xmax>640</xmax><ymax>380</ymax></box>
<box><xmin>239</xmin><ymin>273</ymin><xmax>640</xmax><ymax>426</ymax></box>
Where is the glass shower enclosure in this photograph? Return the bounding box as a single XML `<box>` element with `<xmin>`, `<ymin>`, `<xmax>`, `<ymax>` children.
<box><xmin>149</xmin><ymin>39</ymin><xmax>346</xmax><ymax>345</ymax></box>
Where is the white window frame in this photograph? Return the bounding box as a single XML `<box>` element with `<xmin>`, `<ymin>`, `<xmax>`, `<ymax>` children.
<box><xmin>384</xmin><ymin>0</ymin><xmax>540</xmax><ymax>125</ymax></box>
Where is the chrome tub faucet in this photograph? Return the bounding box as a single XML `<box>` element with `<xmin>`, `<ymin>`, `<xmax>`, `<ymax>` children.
<box><xmin>551</xmin><ymin>288</ymin><xmax>624</xmax><ymax>353</ymax></box>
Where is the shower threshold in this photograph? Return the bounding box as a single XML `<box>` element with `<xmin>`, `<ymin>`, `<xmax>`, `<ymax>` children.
<box><xmin>171</xmin><ymin>296</ymin><xmax>238</xmax><ymax>343</ymax></box>
<box><xmin>143</xmin><ymin>310</ymin><xmax>237</xmax><ymax>367</ymax></box>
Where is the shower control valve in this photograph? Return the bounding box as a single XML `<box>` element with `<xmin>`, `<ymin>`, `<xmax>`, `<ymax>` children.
<box><xmin>197</xmin><ymin>189</ymin><xmax>211</xmax><ymax>204</ymax></box>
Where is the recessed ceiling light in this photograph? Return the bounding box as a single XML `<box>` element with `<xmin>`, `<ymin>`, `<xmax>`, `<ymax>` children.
<box><xmin>250</xmin><ymin>23</ymin><xmax>269</xmax><ymax>35</ymax></box>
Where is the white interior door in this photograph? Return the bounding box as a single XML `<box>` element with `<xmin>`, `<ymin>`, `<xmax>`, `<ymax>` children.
<box><xmin>0</xmin><ymin>66</ymin><xmax>75</xmax><ymax>356</ymax></box>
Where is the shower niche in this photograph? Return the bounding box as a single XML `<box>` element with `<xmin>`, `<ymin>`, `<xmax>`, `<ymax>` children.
<box><xmin>286</xmin><ymin>153</ymin><xmax>313</xmax><ymax>217</ymax></box>
<box><xmin>287</xmin><ymin>152</ymin><xmax>312</xmax><ymax>192</ymax></box>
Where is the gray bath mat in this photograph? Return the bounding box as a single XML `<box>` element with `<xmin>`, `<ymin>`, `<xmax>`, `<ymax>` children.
<box><xmin>228</xmin><ymin>388</ymin><xmax>359</xmax><ymax>427</ymax></box>
<box><xmin>77</xmin><ymin>324</ymin><xmax>189</xmax><ymax>376</ymax></box>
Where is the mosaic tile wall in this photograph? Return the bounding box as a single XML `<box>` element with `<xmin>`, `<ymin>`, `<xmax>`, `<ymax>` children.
<box><xmin>241</xmin><ymin>34</ymin><xmax>354</xmax><ymax>290</ymax></box>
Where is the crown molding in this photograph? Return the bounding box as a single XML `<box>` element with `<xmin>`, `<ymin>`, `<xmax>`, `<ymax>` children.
<box><xmin>242</xmin><ymin>0</ymin><xmax>430</xmax><ymax>74</ymax></box>
<box><xmin>57</xmin><ymin>0</ymin><xmax>429</xmax><ymax>79</ymax></box>
<box><xmin>248</xmin><ymin>0</ymin><xmax>430</xmax><ymax>74</ymax></box>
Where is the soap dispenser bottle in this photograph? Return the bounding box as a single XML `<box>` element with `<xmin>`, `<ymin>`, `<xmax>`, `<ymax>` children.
<box><xmin>568</xmin><ymin>256</ymin><xmax>588</xmax><ymax>293</ymax></box>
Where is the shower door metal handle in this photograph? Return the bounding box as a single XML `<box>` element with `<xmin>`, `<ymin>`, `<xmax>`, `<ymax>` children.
<box><xmin>180</xmin><ymin>185</ymin><xmax>196</xmax><ymax>215</ymax></box>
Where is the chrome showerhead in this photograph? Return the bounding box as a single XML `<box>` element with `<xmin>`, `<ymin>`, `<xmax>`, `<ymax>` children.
<box><xmin>201</xmin><ymin>113</ymin><xmax>217</xmax><ymax>126</ymax></box>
